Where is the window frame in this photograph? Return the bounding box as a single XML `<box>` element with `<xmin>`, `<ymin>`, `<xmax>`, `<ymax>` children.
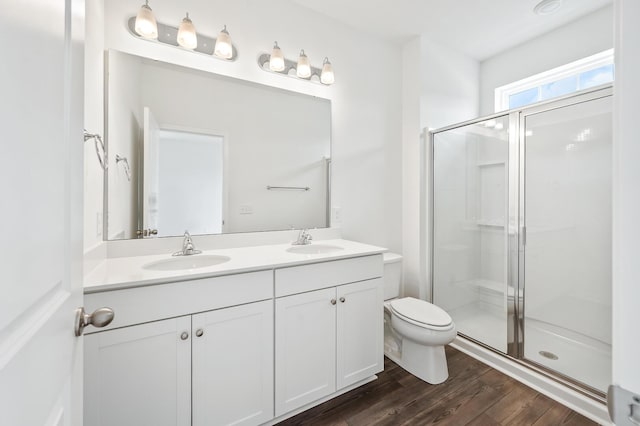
<box><xmin>494</xmin><ymin>49</ymin><xmax>614</xmax><ymax>112</ymax></box>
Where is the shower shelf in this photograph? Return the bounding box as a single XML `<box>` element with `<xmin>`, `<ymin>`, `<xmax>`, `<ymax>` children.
<box><xmin>475</xmin><ymin>220</ymin><xmax>505</xmax><ymax>228</ymax></box>
<box><xmin>476</xmin><ymin>160</ymin><xmax>505</xmax><ymax>167</ymax></box>
<box><xmin>453</xmin><ymin>279</ymin><xmax>506</xmax><ymax>294</ymax></box>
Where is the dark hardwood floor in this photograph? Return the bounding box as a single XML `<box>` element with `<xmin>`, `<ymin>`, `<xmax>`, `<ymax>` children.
<box><xmin>277</xmin><ymin>346</ymin><xmax>598</xmax><ymax>426</ymax></box>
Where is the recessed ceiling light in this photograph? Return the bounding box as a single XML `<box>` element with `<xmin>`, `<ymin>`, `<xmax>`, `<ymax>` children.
<box><xmin>534</xmin><ymin>0</ymin><xmax>564</xmax><ymax>15</ymax></box>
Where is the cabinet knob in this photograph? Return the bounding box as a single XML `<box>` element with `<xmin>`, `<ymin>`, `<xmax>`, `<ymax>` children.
<box><xmin>195</xmin><ymin>329</ymin><xmax>204</xmax><ymax>337</ymax></box>
<box><xmin>330</xmin><ymin>299</ymin><xmax>337</xmax><ymax>305</ymax></box>
<box><xmin>180</xmin><ymin>331</ymin><xmax>189</xmax><ymax>340</ymax></box>
<box><xmin>339</xmin><ymin>297</ymin><xmax>346</xmax><ymax>303</ymax></box>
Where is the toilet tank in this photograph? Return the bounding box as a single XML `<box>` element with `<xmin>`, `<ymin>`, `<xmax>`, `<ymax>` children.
<box><xmin>383</xmin><ymin>252</ymin><xmax>403</xmax><ymax>300</ymax></box>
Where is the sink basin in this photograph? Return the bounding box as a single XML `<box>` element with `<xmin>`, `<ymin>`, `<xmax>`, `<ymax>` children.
<box><xmin>142</xmin><ymin>254</ymin><xmax>231</xmax><ymax>271</ymax></box>
<box><xmin>286</xmin><ymin>244</ymin><xmax>344</xmax><ymax>255</ymax></box>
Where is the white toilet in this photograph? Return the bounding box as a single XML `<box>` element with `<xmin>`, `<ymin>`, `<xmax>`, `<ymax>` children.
<box><xmin>383</xmin><ymin>253</ymin><xmax>457</xmax><ymax>384</ymax></box>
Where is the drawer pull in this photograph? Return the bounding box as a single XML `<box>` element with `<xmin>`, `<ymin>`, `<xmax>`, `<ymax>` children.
<box><xmin>195</xmin><ymin>329</ymin><xmax>204</xmax><ymax>337</ymax></box>
<box><xmin>330</xmin><ymin>299</ymin><xmax>337</xmax><ymax>305</ymax></box>
<box><xmin>180</xmin><ymin>331</ymin><xmax>189</xmax><ymax>340</ymax></box>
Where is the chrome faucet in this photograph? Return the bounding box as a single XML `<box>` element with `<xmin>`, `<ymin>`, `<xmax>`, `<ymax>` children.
<box><xmin>292</xmin><ymin>229</ymin><xmax>313</xmax><ymax>245</ymax></box>
<box><xmin>173</xmin><ymin>231</ymin><xmax>202</xmax><ymax>256</ymax></box>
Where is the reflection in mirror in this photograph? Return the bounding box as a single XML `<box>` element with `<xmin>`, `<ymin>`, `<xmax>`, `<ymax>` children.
<box><xmin>106</xmin><ymin>50</ymin><xmax>331</xmax><ymax>240</ymax></box>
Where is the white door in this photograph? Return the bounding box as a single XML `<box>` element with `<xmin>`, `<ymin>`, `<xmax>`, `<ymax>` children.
<box><xmin>336</xmin><ymin>279</ymin><xmax>384</xmax><ymax>389</ymax></box>
<box><xmin>275</xmin><ymin>288</ymin><xmax>337</xmax><ymax>416</ymax></box>
<box><xmin>156</xmin><ymin>129</ymin><xmax>225</xmax><ymax>236</ymax></box>
<box><xmin>0</xmin><ymin>0</ymin><xmax>84</xmax><ymax>425</ymax></box>
<box><xmin>142</xmin><ymin>106</ymin><xmax>161</xmax><ymax>235</ymax></box>
<box><xmin>84</xmin><ymin>318</ymin><xmax>192</xmax><ymax>426</ymax></box>
<box><xmin>192</xmin><ymin>300</ymin><xmax>274</xmax><ymax>426</ymax></box>
<box><xmin>610</xmin><ymin>1</ymin><xmax>640</xmax><ymax>423</ymax></box>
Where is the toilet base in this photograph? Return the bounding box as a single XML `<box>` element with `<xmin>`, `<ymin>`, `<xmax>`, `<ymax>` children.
<box><xmin>399</xmin><ymin>339</ymin><xmax>449</xmax><ymax>384</ymax></box>
<box><xmin>385</xmin><ymin>339</ymin><xmax>449</xmax><ymax>384</ymax></box>
<box><xmin>384</xmin><ymin>311</ymin><xmax>454</xmax><ymax>385</ymax></box>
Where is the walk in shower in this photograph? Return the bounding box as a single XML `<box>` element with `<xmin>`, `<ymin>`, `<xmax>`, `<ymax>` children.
<box><xmin>429</xmin><ymin>86</ymin><xmax>612</xmax><ymax>396</ymax></box>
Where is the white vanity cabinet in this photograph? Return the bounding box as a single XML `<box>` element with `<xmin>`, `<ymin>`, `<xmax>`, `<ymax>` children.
<box><xmin>192</xmin><ymin>300</ymin><xmax>273</xmax><ymax>426</ymax></box>
<box><xmin>84</xmin><ymin>316</ymin><xmax>192</xmax><ymax>426</ymax></box>
<box><xmin>84</xmin><ymin>271</ymin><xmax>273</xmax><ymax>426</ymax></box>
<box><xmin>274</xmin><ymin>255</ymin><xmax>384</xmax><ymax>416</ymax></box>
<box><xmin>83</xmin><ymin>249</ymin><xmax>385</xmax><ymax>425</ymax></box>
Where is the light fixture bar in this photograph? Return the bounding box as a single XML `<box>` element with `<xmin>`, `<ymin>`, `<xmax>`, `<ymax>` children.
<box><xmin>127</xmin><ymin>17</ymin><xmax>238</xmax><ymax>60</ymax></box>
<box><xmin>258</xmin><ymin>53</ymin><xmax>329</xmax><ymax>85</ymax></box>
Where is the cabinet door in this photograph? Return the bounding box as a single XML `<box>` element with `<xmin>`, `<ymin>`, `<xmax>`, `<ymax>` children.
<box><xmin>336</xmin><ymin>278</ymin><xmax>384</xmax><ymax>389</ymax></box>
<box><xmin>192</xmin><ymin>300</ymin><xmax>274</xmax><ymax>426</ymax></box>
<box><xmin>84</xmin><ymin>317</ymin><xmax>192</xmax><ymax>426</ymax></box>
<box><xmin>275</xmin><ymin>288</ymin><xmax>337</xmax><ymax>416</ymax></box>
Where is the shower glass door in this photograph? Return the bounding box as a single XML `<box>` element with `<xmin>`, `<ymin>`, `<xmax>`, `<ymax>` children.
<box><xmin>521</xmin><ymin>95</ymin><xmax>612</xmax><ymax>392</ymax></box>
<box><xmin>432</xmin><ymin>115</ymin><xmax>511</xmax><ymax>354</ymax></box>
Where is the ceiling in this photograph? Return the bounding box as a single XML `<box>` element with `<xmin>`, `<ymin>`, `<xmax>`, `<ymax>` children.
<box><xmin>289</xmin><ymin>0</ymin><xmax>612</xmax><ymax>61</ymax></box>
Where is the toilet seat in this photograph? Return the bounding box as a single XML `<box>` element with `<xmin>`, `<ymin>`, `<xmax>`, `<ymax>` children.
<box><xmin>390</xmin><ymin>297</ymin><xmax>453</xmax><ymax>330</ymax></box>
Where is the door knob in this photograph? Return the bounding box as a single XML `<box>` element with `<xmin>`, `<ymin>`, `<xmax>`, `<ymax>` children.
<box><xmin>339</xmin><ymin>297</ymin><xmax>345</xmax><ymax>303</ymax></box>
<box><xmin>180</xmin><ymin>331</ymin><xmax>189</xmax><ymax>341</ymax></box>
<box><xmin>330</xmin><ymin>299</ymin><xmax>337</xmax><ymax>305</ymax></box>
<box><xmin>75</xmin><ymin>307</ymin><xmax>115</xmax><ymax>336</ymax></box>
<box><xmin>195</xmin><ymin>329</ymin><xmax>204</xmax><ymax>337</ymax></box>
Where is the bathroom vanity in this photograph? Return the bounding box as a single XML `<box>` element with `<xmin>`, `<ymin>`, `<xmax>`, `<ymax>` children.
<box><xmin>83</xmin><ymin>239</ymin><xmax>384</xmax><ymax>426</ymax></box>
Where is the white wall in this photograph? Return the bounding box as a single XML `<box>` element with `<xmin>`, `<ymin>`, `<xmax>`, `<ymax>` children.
<box><xmin>612</xmin><ymin>0</ymin><xmax>640</xmax><ymax>397</ymax></box>
<box><xmin>401</xmin><ymin>38</ymin><xmax>422</xmax><ymax>298</ymax></box>
<box><xmin>479</xmin><ymin>5</ymin><xmax>613</xmax><ymax>115</ymax></box>
<box><xmin>85</xmin><ymin>0</ymin><xmax>403</xmax><ymax>255</ymax></box>
<box><xmin>402</xmin><ymin>36</ymin><xmax>479</xmax><ymax>299</ymax></box>
<box><xmin>105</xmin><ymin>52</ymin><xmax>142</xmax><ymax>240</ymax></box>
<box><xmin>84</xmin><ymin>0</ymin><xmax>105</xmax><ymax>253</ymax></box>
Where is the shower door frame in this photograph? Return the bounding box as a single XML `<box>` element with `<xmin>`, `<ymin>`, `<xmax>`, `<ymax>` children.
<box><xmin>427</xmin><ymin>84</ymin><xmax>613</xmax><ymax>401</ymax></box>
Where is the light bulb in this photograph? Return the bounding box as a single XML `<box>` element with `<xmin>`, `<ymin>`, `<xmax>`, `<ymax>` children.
<box><xmin>177</xmin><ymin>13</ymin><xmax>197</xmax><ymax>50</ymax></box>
<box><xmin>320</xmin><ymin>57</ymin><xmax>334</xmax><ymax>85</ymax></box>
<box><xmin>269</xmin><ymin>42</ymin><xmax>285</xmax><ymax>72</ymax></box>
<box><xmin>134</xmin><ymin>0</ymin><xmax>158</xmax><ymax>39</ymax></box>
<box><xmin>213</xmin><ymin>25</ymin><xmax>233</xmax><ymax>59</ymax></box>
<box><xmin>296</xmin><ymin>49</ymin><xmax>311</xmax><ymax>79</ymax></box>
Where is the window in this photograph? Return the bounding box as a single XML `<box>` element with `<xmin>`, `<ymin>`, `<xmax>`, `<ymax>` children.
<box><xmin>495</xmin><ymin>49</ymin><xmax>614</xmax><ymax>112</ymax></box>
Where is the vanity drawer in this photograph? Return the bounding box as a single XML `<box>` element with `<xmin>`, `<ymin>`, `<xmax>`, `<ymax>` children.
<box><xmin>84</xmin><ymin>270</ymin><xmax>273</xmax><ymax>333</ymax></box>
<box><xmin>275</xmin><ymin>254</ymin><xmax>383</xmax><ymax>297</ymax></box>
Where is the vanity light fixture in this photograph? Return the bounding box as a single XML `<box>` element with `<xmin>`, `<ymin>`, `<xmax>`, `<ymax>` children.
<box><xmin>269</xmin><ymin>42</ymin><xmax>285</xmax><ymax>72</ymax></box>
<box><xmin>177</xmin><ymin>13</ymin><xmax>198</xmax><ymax>50</ymax></box>
<box><xmin>296</xmin><ymin>50</ymin><xmax>312</xmax><ymax>78</ymax></box>
<box><xmin>134</xmin><ymin>0</ymin><xmax>158</xmax><ymax>39</ymax></box>
<box><xmin>213</xmin><ymin>25</ymin><xmax>233</xmax><ymax>59</ymax></box>
<box><xmin>320</xmin><ymin>57</ymin><xmax>335</xmax><ymax>85</ymax></box>
<box><xmin>258</xmin><ymin>46</ymin><xmax>334</xmax><ymax>85</ymax></box>
<box><xmin>127</xmin><ymin>11</ymin><xmax>238</xmax><ymax>60</ymax></box>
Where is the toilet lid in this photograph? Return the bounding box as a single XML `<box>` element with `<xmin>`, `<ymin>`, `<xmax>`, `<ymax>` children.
<box><xmin>390</xmin><ymin>297</ymin><xmax>452</xmax><ymax>327</ymax></box>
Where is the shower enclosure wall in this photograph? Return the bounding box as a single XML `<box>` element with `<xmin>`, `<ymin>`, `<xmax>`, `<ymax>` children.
<box><xmin>429</xmin><ymin>86</ymin><xmax>612</xmax><ymax>397</ymax></box>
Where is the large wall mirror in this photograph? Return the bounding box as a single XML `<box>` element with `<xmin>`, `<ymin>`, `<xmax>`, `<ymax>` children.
<box><xmin>105</xmin><ymin>50</ymin><xmax>331</xmax><ymax>240</ymax></box>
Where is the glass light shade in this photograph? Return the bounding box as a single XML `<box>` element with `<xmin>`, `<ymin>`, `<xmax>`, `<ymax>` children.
<box><xmin>320</xmin><ymin>58</ymin><xmax>335</xmax><ymax>85</ymax></box>
<box><xmin>269</xmin><ymin>42</ymin><xmax>285</xmax><ymax>72</ymax></box>
<box><xmin>213</xmin><ymin>25</ymin><xmax>233</xmax><ymax>59</ymax></box>
<box><xmin>177</xmin><ymin>13</ymin><xmax>197</xmax><ymax>50</ymax></box>
<box><xmin>296</xmin><ymin>50</ymin><xmax>311</xmax><ymax>79</ymax></box>
<box><xmin>134</xmin><ymin>1</ymin><xmax>158</xmax><ymax>39</ymax></box>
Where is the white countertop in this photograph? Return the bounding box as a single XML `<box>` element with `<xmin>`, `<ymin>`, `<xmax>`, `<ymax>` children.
<box><xmin>84</xmin><ymin>239</ymin><xmax>387</xmax><ymax>293</ymax></box>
